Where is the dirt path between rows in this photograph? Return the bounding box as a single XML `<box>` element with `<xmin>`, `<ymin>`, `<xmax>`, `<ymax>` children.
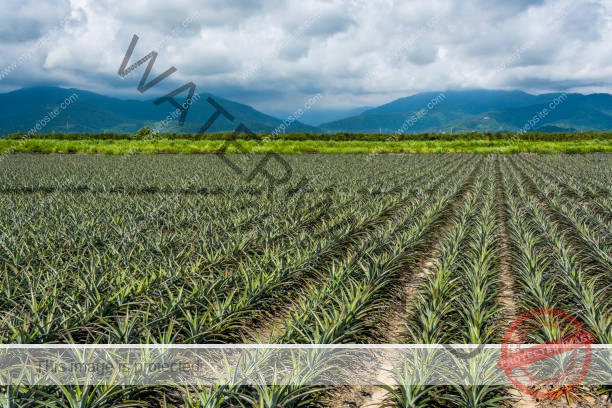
<box><xmin>326</xmin><ymin>158</ymin><xmax>485</xmax><ymax>408</ymax></box>
<box><xmin>496</xmin><ymin>157</ymin><xmax>540</xmax><ymax>408</ymax></box>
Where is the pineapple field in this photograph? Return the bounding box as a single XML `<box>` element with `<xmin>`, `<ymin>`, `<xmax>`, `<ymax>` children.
<box><xmin>0</xmin><ymin>153</ymin><xmax>610</xmax><ymax>407</ymax></box>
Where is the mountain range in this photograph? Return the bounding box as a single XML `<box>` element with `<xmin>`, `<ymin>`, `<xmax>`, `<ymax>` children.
<box><xmin>0</xmin><ymin>87</ymin><xmax>316</xmax><ymax>136</ymax></box>
<box><xmin>2</xmin><ymin>87</ymin><xmax>612</xmax><ymax>136</ymax></box>
<box><xmin>318</xmin><ymin>90</ymin><xmax>612</xmax><ymax>134</ymax></box>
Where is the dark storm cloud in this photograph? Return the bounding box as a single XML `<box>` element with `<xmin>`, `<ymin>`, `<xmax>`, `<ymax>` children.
<box><xmin>0</xmin><ymin>19</ymin><xmax>45</xmax><ymax>42</ymax></box>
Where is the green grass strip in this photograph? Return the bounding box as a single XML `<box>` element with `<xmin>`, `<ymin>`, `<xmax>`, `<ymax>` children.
<box><xmin>1</xmin><ymin>138</ymin><xmax>611</xmax><ymax>154</ymax></box>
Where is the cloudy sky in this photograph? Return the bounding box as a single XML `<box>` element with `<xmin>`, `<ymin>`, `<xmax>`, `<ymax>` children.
<box><xmin>1</xmin><ymin>0</ymin><xmax>611</xmax><ymax>116</ymax></box>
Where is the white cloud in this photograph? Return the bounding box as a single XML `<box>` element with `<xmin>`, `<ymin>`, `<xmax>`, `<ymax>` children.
<box><xmin>0</xmin><ymin>0</ymin><xmax>611</xmax><ymax>112</ymax></box>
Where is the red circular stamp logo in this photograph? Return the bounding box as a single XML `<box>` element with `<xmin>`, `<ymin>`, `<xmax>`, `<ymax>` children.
<box><xmin>498</xmin><ymin>308</ymin><xmax>596</xmax><ymax>399</ymax></box>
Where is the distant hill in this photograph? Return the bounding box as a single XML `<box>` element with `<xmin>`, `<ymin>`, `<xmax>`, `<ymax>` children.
<box><xmin>265</xmin><ymin>106</ymin><xmax>374</xmax><ymax>126</ymax></box>
<box><xmin>3</xmin><ymin>88</ymin><xmax>612</xmax><ymax>136</ymax></box>
<box><xmin>536</xmin><ymin>125</ymin><xmax>578</xmax><ymax>133</ymax></box>
<box><xmin>0</xmin><ymin>87</ymin><xmax>316</xmax><ymax>135</ymax></box>
<box><xmin>318</xmin><ymin>90</ymin><xmax>612</xmax><ymax>134</ymax></box>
